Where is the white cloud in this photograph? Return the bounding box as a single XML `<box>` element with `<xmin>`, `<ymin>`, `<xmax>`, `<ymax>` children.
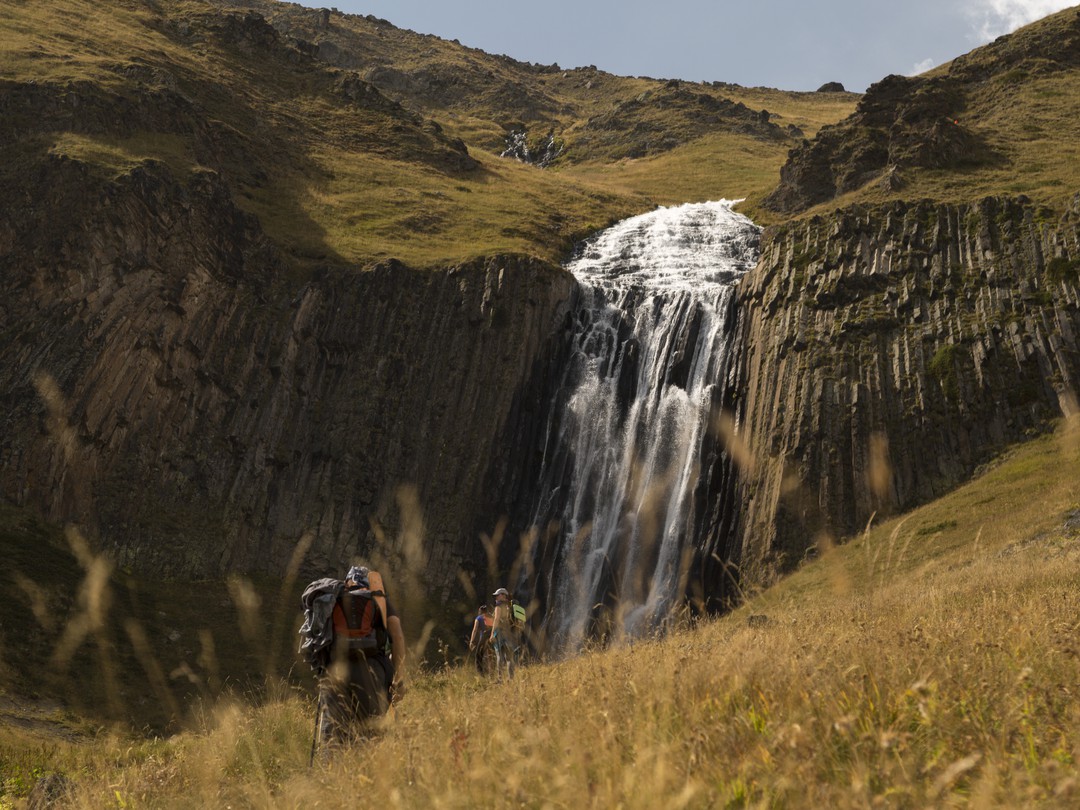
<box><xmin>966</xmin><ymin>0</ymin><xmax>1077</xmax><ymax>42</ymax></box>
<box><xmin>910</xmin><ymin>57</ymin><xmax>937</xmax><ymax>75</ymax></box>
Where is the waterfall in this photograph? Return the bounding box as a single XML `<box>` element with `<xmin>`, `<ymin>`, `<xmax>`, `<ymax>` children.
<box><xmin>524</xmin><ymin>200</ymin><xmax>760</xmax><ymax>654</ymax></box>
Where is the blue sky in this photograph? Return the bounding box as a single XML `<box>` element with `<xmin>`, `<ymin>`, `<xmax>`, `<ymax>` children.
<box><xmin>297</xmin><ymin>0</ymin><xmax>1076</xmax><ymax>92</ymax></box>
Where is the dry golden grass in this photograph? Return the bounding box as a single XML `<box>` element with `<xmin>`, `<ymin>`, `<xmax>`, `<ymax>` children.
<box><xmin>4</xmin><ymin>418</ymin><xmax>1076</xmax><ymax>808</ymax></box>
<box><xmin>559</xmin><ymin>133</ymin><xmax>789</xmax><ymax>215</ymax></box>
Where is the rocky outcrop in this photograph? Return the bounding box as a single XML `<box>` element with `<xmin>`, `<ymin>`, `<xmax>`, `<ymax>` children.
<box><xmin>0</xmin><ymin>153</ymin><xmax>574</xmax><ymax>596</ymax></box>
<box><xmin>734</xmin><ymin>195</ymin><xmax>1080</xmax><ymax>585</ymax></box>
<box><xmin>764</xmin><ymin>73</ymin><xmax>999</xmax><ymax>214</ymax></box>
<box><xmin>765</xmin><ymin>7</ymin><xmax>1080</xmax><ymax>214</ymax></box>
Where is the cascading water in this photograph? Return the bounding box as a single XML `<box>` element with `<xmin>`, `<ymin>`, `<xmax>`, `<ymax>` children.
<box><xmin>524</xmin><ymin>200</ymin><xmax>760</xmax><ymax>654</ymax></box>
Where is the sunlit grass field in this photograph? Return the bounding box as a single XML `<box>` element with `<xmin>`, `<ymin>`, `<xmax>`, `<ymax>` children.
<box><xmin>2</xmin><ymin>416</ymin><xmax>1076</xmax><ymax>808</ymax></box>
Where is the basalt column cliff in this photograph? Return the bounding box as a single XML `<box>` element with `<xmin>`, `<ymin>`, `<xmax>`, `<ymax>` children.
<box><xmin>733</xmin><ymin>196</ymin><xmax>1080</xmax><ymax>585</ymax></box>
<box><xmin>0</xmin><ymin>154</ymin><xmax>575</xmax><ymax>591</ymax></box>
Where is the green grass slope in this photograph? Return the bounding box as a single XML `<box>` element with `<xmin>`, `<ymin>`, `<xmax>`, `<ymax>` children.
<box><xmin>2</xmin><ymin>417</ymin><xmax>1076</xmax><ymax>807</ymax></box>
<box><xmin>0</xmin><ymin>0</ymin><xmax>626</xmax><ymax>269</ymax></box>
<box><xmin>2</xmin><ymin>0</ymin><xmax>854</xmax><ymax>275</ymax></box>
<box><xmin>764</xmin><ymin>6</ymin><xmax>1080</xmax><ymax>219</ymax></box>
<box><xmin>214</xmin><ymin>0</ymin><xmax>858</xmax><ymax>218</ymax></box>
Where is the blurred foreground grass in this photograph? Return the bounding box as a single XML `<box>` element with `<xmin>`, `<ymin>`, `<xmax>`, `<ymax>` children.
<box><xmin>2</xmin><ymin>416</ymin><xmax>1077</xmax><ymax>808</ymax></box>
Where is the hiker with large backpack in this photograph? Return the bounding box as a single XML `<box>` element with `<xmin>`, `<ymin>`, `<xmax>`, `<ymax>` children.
<box><xmin>298</xmin><ymin>564</ymin><xmax>406</xmax><ymax>755</ymax></box>
<box><xmin>490</xmin><ymin>587</ymin><xmax>525</xmax><ymax>679</ymax></box>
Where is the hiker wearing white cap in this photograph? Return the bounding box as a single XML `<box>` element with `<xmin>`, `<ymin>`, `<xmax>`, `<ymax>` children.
<box><xmin>489</xmin><ymin>587</ymin><xmax>523</xmax><ymax>679</ymax></box>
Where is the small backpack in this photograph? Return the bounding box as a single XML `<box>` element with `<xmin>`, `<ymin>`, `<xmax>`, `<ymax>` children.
<box><xmin>510</xmin><ymin>599</ymin><xmax>526</xmax><ymax>630</ymax></box>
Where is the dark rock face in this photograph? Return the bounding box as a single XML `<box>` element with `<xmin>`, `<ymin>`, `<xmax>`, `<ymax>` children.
<box><xmin>816</xmin><ymin>82</ymin><xmax>846</xmax><ymax>93</ymax></box>
<box><xmin>0</xmin><ymin>146</ymin><xmax>572</xmax><ymax>595</ymax></box>
<box><xmin>733</xmin><ymin>195</ymin><xmax>1080</xmax><ymax>586</ymax></box>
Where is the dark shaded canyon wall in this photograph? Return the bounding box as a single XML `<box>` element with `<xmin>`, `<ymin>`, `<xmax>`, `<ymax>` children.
<box><xmin>735</xmin><ymin>195</ymin><xmax>1080</xmax><ymax>587</ymax></box>
<box><xmin>0</xmin><ymin>156</ymin><xmax>575</xmax><ymax>596</ymax></box>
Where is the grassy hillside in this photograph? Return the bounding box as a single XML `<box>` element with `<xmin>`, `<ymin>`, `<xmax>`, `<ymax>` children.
<box><xmin>1</xmin><ymin>0</ymin><xmax>857</xmax><ymax>271</ymax></box>
<box><xmin>913</xmin><ymin>6</ymin><xmax>1080</xmax><ymax>207</ymax></box>
<box><xmin>212</xmin><ymin>1</ymin><xmax>856</xmax><ymax>149</ymax></box>
<box><xmin>7</xmin><ymin>1</ymin><xmax>1079</xmax><ymax>262</ymax></box>
<box><xmin>215</xmin><ymin>0</ymin><xmax>858</xmax><ymax>221</ymax></box>
<box><xmin>765</xmin><ymin>6</ymin><xmax>1080</xmax><ymax>219</ymax></box>
<box><xmin>2</xmin><ymin>416</ymin><xmax>1076</xmax><ymax>807</ymax></box>
<box><xmin>0</xmin><ymin>0</ymin><xmax>623</xmax><ymax>269</ymax></box>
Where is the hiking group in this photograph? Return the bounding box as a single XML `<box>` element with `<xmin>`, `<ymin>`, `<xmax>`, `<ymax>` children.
<box><xmin>300</xmin><ymin>564</ymin><xmax>527</xmax><ymax>758</ymax></box>
<box><xmin>469</xmin><ymin>587</ymin><xmax>527</xmax><ymax>679</ymax></box>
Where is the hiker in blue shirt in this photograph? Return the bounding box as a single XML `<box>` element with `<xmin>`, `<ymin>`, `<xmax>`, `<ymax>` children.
<box><xmin>468</xmin><ymin>603</ymin><xmax>494</xmax><ymax>674</ymax></box>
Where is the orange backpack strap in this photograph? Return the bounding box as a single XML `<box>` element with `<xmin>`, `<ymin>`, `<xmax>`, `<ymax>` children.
<box><xmin>367</xmin><ymin>570</ymin><xmax>388</xmax><ymax>624</ymax></box>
